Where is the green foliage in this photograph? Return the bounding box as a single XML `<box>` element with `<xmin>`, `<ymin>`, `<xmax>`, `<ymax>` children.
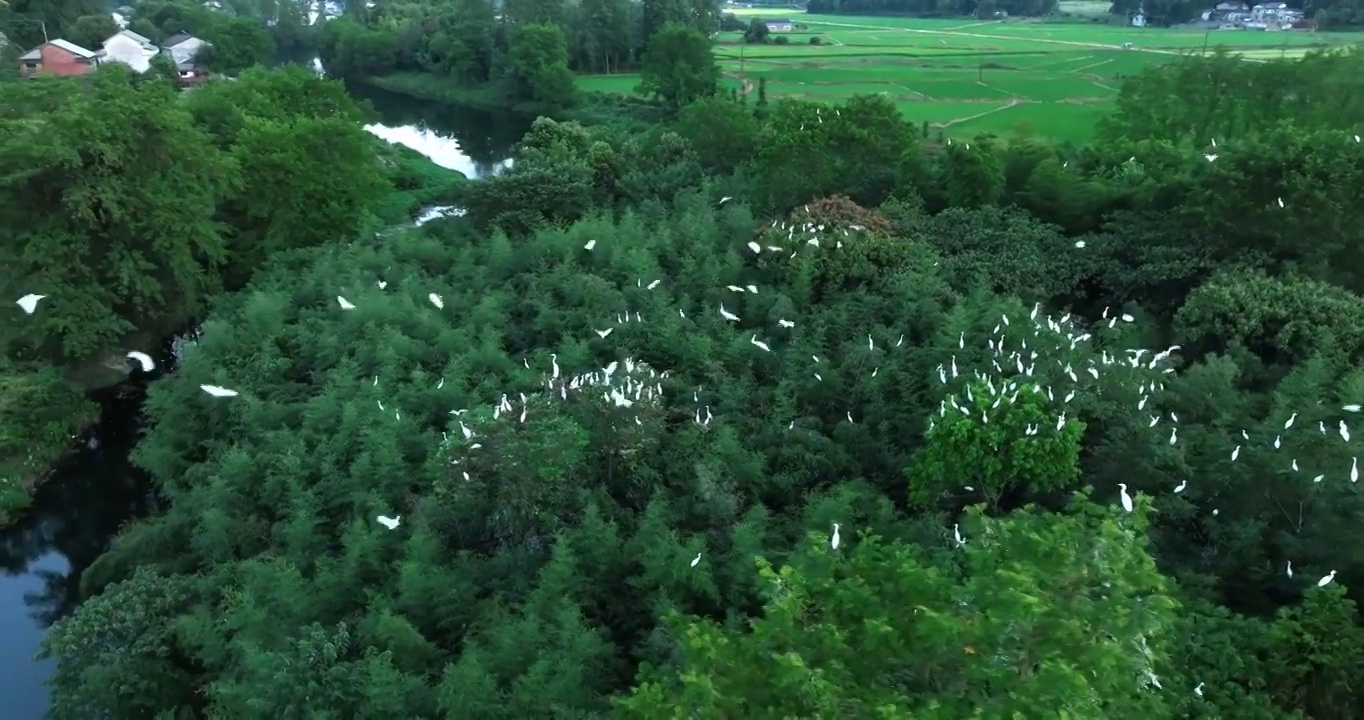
<box><xmin>23</xmin><ymin>33</ymin><xmax>1364</xmax><ymax>720</ymax></box>
<box><xmin>621</xmin><ymin>503</ymin><xmax>1175</xmax><ymax>717</ymax></box>
<box><xmin>638</xmin><ymin>23</ymin><xmax>720</xmax><ymax>112</ymax></box>
<box><xmin>909</xmin><ymin>378</ymin><xmax>1083</xmax><ymax>510</ymax></box>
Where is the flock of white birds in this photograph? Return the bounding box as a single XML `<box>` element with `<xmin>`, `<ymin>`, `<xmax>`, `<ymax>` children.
<box><xmin>14</xmin><ymin>198</ymin><xmax>1354</xmax><ymax>695</ymax></box>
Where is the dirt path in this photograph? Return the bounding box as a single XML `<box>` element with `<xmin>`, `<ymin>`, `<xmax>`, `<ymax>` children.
<box><xmin>809</xmin><ymin>20</ymin><xmax>1184</xmax><ymax>57</ymax></box>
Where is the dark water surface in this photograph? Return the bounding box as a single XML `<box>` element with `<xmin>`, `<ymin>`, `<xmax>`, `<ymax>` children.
<box><xmin>0</xmin><ymin>388</ymin><xmax>157</xmax><ymax>719</ymax></box>
<box><xmin>0</xmin><ymin>85</ymin><xmax>516</xmax><ymax>718</ymax></box>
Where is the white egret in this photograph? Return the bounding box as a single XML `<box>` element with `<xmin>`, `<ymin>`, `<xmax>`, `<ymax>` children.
<box><xmin>750</xmin><ymin>334</ymin><xmax>771</xmax><ymax>352</ymax></box>
<box><xmin>337</xmin><ymin>296</ymin><xmax>355</xmax><ymax>309</ymax></box>
<box><xmin>595</xmin><ymin>328</ymin><xmax>614</xmax><ymax>339</ymax></box>
<box><xmin>16</xmin><ymin>294</ymin><xmax>45</xmax><ymax>314</ymax></box>
<box><xmin>1352</xmin><ymin>457</ymin><xmax>1359</xmax><ymax>483</ymax></box>
<box><xmin>1340</xmin><ymin>421</ymin><xmax>1351</xmax><ymax>443</ymax></box>
<box><xmin>117</xmin><ymin>349</ymin><xmax>155</xmax><ymax>374</ymax></box>
<box><xmin>377</xmin><ymin>515</ymin><xmax>401</xmax><ymax>530</ymax></box>
<box><xmin>1286</xmin><ymin>560</ymin><xmax>1293</xmax><ymax>578</ymax></box>
<box><xmin>647</xmin><ymin>279</ymin><xmax>662</xmax><ymax>290</ymax></box>
<box><xmin>778</xmin><ymin>319</ymin><xmax>795</xmax><ymax>328</ymax></box>
<box><xmin>953</xmin><ymin>523</ymin><xmax>965</xmax><ymax>545</ymax></box>
<box><xmin>1194</xmin><ymin>682</ymin><xmax>1204</xmax><ymax>697</ymax></box>
<box><xmin>719</xmin><ymin>304</ymin><xmax>739</xmax><ymax>322</ymax></box>
<box><xmin>1074</xmin><ymin>240</ymin><xmax>1086</xmax><ymax>249</ymax></box>
<box><xmin>1318</xmin><ymin>570</ymin><xmax>1337</xmax><ymax>587</ymax></box>
<box><xmin>1231</xmin><ymin>445</ymin><xmax>1241</xmax><ymax>462</ymax></box>
<box><xmin>1284</xmin><ymin>413</ymin><xmax>1297</xmax><ymax>429</ymax></box>
<box><xmin>200</xmin><ymin>385</ymin><xmax>239</xmax><ymax>398</ymax></box>
<box><xmin>428</xmin><ymin>293</ymin><xmax>444</xmax><ymax>309</ymax></box>
<box><xmin>690</xmin><ymin>552</ymin><xmax>702</xmax><ymax>567</ymax></box>
<box><xmin>1118</xmin><ymin>483</ymin><xmax>1134</xmax><ymax>513</ymax></box>
<box><xmin>584</xmin><ymin>240</ymin><xmax>596</xmax><ymax>250</ymax></box>
<box><xmin>1174</xmin><ymin>480</ymin><xmax>1187</xmax><ymax>493</ymax></box>
<box><xmin>831</xmin><ymin>523</ymin><xmax>841</xmax><ymax>550</ymax></box>
<box><xmin>747</xmin><ymin>241</ymin><xmax>761</xmax><ymax>254</ymax></box>
<box><xmin>1345</xmin><ymin>404</ymin><xmax>1361</xmax><ymax>413</ymax></box>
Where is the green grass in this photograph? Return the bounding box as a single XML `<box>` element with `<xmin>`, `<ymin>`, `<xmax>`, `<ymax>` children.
<box><xmin>576</xmin><ymin>12</ymin><xmax>1364</xmax><ymax>141</ymax></box>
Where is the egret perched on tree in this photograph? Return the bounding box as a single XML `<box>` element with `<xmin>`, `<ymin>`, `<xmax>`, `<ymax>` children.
<box><xmin>1318</xmin><ymin>570</ymin><xmax>1337</xmax><ymax>587</ymax></box>
<box><xmin>1118</xmin><ymin>483</ymin><xmax>1134</xmax><ymax>513</ymax></box>
<box><xmin>690</xmin><ymin>553</ymin><xmax>702</xmax><ymax>567</ymax></box>
<box><xmin>337</xmin><ymin>296</ymin><xmax>355</xmax><ymax>309</ymax></box>
<box><xmin>377</xmin><ymin>515</ymin><xmax>401</xmax><ymax>530</ymax></box>
<box><xmin>830</xmin><ymin>523</ymin><xmax>841</xmax><ymax>550</ymax></box>
<box><xmin>200</xmin><ymin>385</ymin><xmax>239</xmax><ymax>398</ymax></box>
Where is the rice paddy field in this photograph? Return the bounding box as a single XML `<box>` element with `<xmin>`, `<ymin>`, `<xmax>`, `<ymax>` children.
<box><xmin>575</xmin><ymin>11</ymin><xmax>1364</xmax><ymax>141</ymax></box>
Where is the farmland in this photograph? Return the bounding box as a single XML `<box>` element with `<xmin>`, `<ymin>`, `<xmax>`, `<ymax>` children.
<box><xmin>576</xmin><ymin>12</ymin><xmax>1364</xmax><ymax>141</ymax></box>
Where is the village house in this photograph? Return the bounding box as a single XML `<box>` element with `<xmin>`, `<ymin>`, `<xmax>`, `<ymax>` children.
<box><xmin>101</xmin><ymin>29</ymin><xmax>160</xmax><ymax>74</ymax></box>
<box><xmin>161</xmin><ymin>32</ymin><xmax>210</xmax><ymax>85</ymax></box>
<box><xmin>18</xmin><ymin>39</ymin><xmax>103</xmax><ymax>78</ymax></box>
<box><xmin>763</xmin><ymin>18</ymin><xmax>794</xmax><ymax>32</ymax></box>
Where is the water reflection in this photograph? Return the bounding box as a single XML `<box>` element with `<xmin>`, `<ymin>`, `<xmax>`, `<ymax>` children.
<box><xmin>0</xmin><ymin>386</ymin><xmax>158</xmax><ymax>717</ymax></box>
<box><xmin>348</xmin><ymin>82</ymin><xmax>529</xmax><ymax>178</ymax></box>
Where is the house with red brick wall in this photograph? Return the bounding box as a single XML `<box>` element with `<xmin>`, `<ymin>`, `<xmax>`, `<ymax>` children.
<box><xmin>18</xmin><ymin>39</ymin><xmax>104</xmax><ymax>78</ymax></box>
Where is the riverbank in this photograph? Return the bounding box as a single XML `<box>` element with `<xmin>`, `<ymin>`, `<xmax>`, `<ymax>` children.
<box><xmin>0</xmin><ymin>137</ymin><xmax>464</xmax><ymax>530</ymax></box>
<box><xmin>356</xmin><ymin>72</ymin><xmax>666</xmax><ymax>130</ymax></box>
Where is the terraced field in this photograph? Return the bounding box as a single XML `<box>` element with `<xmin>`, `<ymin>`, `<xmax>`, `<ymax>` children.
<box><xmin>576</xmin><ymin>13</ymin><xmax>1364</xmax><ymax>141</ymax></box>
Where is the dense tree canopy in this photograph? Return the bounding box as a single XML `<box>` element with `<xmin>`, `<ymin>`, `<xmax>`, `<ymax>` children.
<box><xmin>0</xmin><ymin>66</ymin><xmax>463</xmax><ymax>523</ymax></box>
<box><xmin>6</xmin><ymin>25</ymin><xmax>1364</xmax><ymax>720</ymax></box>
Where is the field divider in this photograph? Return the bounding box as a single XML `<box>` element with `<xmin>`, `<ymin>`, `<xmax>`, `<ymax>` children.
<box><xmin>938</xmin><ymin>99</ymin><xmax>1024</xmax><ymax>128</ymax></box>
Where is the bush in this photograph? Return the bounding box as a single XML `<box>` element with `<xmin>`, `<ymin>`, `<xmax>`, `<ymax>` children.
<box><xmin>774</xmin><ymin>36</ymin><xmax>790</xmax><ymax>45</ymax></box>
<box><xmin>810</xmin><ymin>36</ymin><xmax>823</xmax><ymax>45</ymax></box>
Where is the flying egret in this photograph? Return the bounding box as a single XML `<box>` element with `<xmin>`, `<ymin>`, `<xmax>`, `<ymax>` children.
<box><xmin>337</xmin><ymin>296</ymin><xmax>355</xmax><ymax>310</ymax></box>
<box><xmin>831</xmin><ymin>523</ymin><xmax>841</xmax><ymax>550</ymax></box>
<box><xmin>377</xmin><ymin>515</ymin><xmax>401</xmax><ymax>530</ymax></box>
<box><xmin>1118</xmin><ymin>483</ymin><xmax>1134</xmax><ymax>513</ymax></box>
<box><xmin>595</xmin><ymin>328</ymin><xmax>614</xmax><ymax>339</ymax></box>
<box><xmin>1318</xmin><ymin>570</ymin><xmax>1337</xmax><ymax>587</ymax></box>
<box><xmin>200</xmin><ymin>385</ymin><xmax>239</xmax><ymax>397</ymax></box>
<box><xmin>16</xmin><ymin>294</ymin><xmax>45</xmax><ymax>314</ymax></box>
<box><xmin>125</xmin><ymin>351</ymin><xmax>155</xmax><ymax>372</ymax></box>
<box><xmin>1345</xmin><ymin>404</ymin><xmax>1361</xmax><ymax>412</ymax></box>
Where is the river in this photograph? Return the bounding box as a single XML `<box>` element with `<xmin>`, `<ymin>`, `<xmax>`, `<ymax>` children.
<box><xmin>0</xmin><ymin>84</ymin><xmax>522</xmax><ymax>719</ymax></box>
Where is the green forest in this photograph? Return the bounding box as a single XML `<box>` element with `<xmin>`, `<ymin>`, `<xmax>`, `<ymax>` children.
<box><xmin>7</xmin><ymin>15</ymin><xmax>1364</xmax><ymax>718</ymax></box>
